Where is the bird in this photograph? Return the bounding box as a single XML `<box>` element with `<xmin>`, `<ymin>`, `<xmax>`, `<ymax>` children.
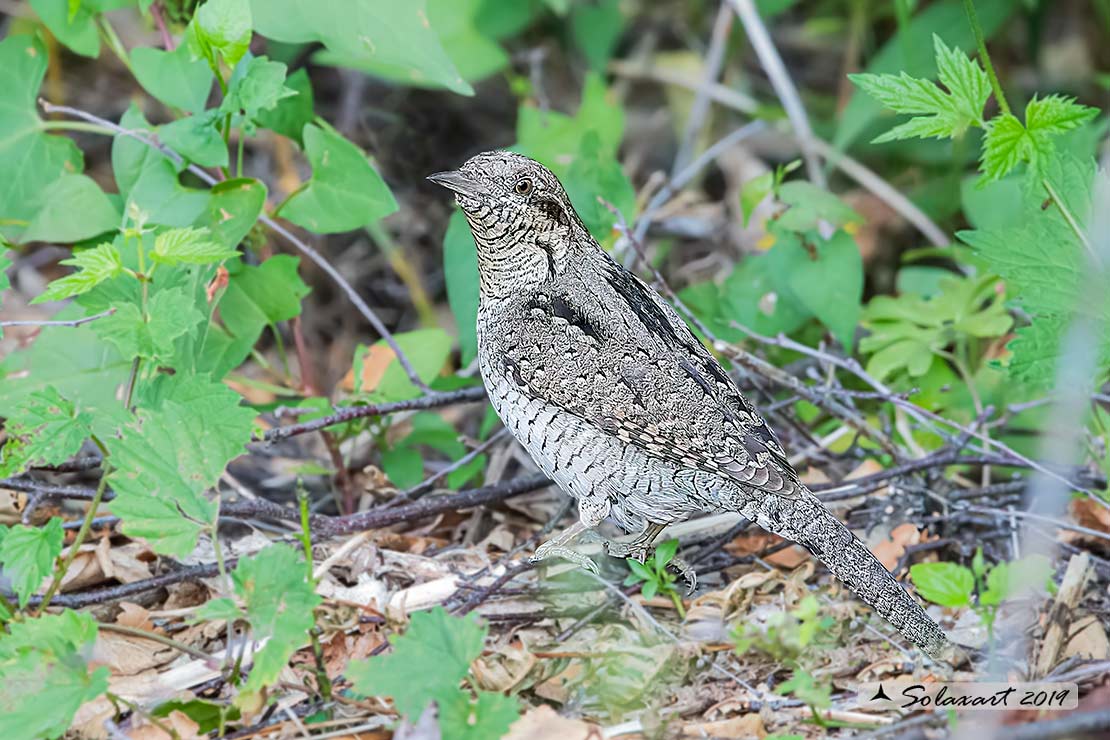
<box><xmin>428</xmin><ymin>150</ymin><xmax>953</xmax><ymax>659</ymax></box>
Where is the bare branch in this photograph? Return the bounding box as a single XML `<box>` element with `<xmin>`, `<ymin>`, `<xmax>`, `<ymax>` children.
<box><xmin>0</xmin><ymin>307</ymin><xmax>117</xmax><ymax>328</ymax></box>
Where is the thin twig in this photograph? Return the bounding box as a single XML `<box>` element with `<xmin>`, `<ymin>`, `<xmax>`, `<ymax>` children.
<box><xmin>672</xmin><ymin>1</ymin><xmax>733</xmax><ymax>176</ymax></box>
<box><xmin>0</xmin><ymin>307</ymin><xmax>117</xmax><ymax>328</ymax></box>
<box><xmin>260</xmin><ymin>386</ymin><xmax>488</xmax><ymax>442</ymax></box>
<box><xmin>727</xmin><ymin>0</ymin><xmax>825</xmax><ymax>188</ymax></box>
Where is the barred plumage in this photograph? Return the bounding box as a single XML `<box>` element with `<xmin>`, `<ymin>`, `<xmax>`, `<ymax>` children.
<box><xmin>429</xmin><ymin>150</ymin><xmax>953</xmax><ymax>659</ymax></box>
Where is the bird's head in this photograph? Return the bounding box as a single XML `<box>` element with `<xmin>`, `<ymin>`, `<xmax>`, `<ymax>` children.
<box><xmin>428</xmin><ymin>151</ymin><xmax>588</xmax><ymax>297</ymax></box>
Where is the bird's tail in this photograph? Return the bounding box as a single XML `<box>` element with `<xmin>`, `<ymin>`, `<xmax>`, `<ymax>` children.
<box><xmin>744</xmin><ymin>489</ymin><xmax>953</xmax><ymax>660</ymax></box>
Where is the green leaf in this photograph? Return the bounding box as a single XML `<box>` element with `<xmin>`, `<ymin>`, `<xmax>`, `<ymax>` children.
<box><xmin>740</xmin><ymin>171</ymin><xmax>774</xmax><ymax>227</ymax></box>
<box><xmin>0</xmin><ymin>305</ymin><xmax>130</xmax><ymax>416</ymax></box>
<box><xmin>250</xmin><ymin>0</ymin><xmax>473</xmax><ymax>95</ymax></box>
<box><xmin>221</xmin><ymin>254</ymin><xmax>309</xmax><ymax>326</ymax></box>
<box><xmin>0</xmin><ymin>35</ymin><xmax>85</xmax><ymax>243</ymax></box>
<box><xmin>721</xmin><ymin>252</ymin><xmax>812</xmax><ymax>338</ymax></box>
<box><xmin>776</xmin><ymin>181</ymin><xmax>862</xmax><ymax>233</ymax></box>
<box><xmin>569</xmin><ymin>0</ymin><xmax>623</xmax><ymax>73</ymax></box>
<box><xmin>158</xmin><ymin>111</ymin><xmax>228</xmax><ymax>168</ymax></box>
<box><xmin>626</xmin><ymin>559</ymin><xmax>653</xmax><ymax>582</ymax></box>
<box><xmin>910</xmin><ymin>561</ymin><xmax>974</xmax><ymax>608</ymax></box>
<box><xmin>21</xmin><ymin>174</ymin><xmax>119</xmax><ymax>244</ymax></box>
<box><xmin>836</xmin><ymin>1</ymin><xmax>1017</xmax><ymax>149</ymax></box>
<box><xmin>653</xmin><ymin>539</ymin><xmax>679</xmax><ymax>567</ymax></box>
<box><xmin>517</xmin><ymin>72</ymin><xmax>623</xmax><ymax>171</ymax></box>
<box><xmin>151</xmin><ymin>226</ymin><xmax>239</xmax><ymax>266</ymax></box>
<box><xmin>0</xmin><ymin>518</ymin><xmax>63</xmax><ymax>607</ymax></box>
<box><xmin>221</xmin><ymin>55</ymin><xmax>296</xmax><ymax>120</ymax></box>
<box><xmin>562</xmin><ymin>131</ymin><xmax>636</xmax><ymax>242</ymax></box>
<box><xmin>195</xmin><ymin>177</ymin><xmax>266</xmax><ymax>248</ymax></box>
<box><xmin>112</xmin><ymin>106</ymin><xmax>210</xmax><ymax>227</ymax></box>
<box><xmin>255</xmin><ymin>67</ymin><xmax>314</xmax><ymax>144</ymax></box>
<box><xmin>382</xmin><ymin>446</ymin><xmax>424</xmax><ymax>489</ymax></box>
<box><xmin>29</xmin><ymin>0</ymin><xmax>100</xmax><ymax>57</ymax></box>
<box><xmin>981</xmin><ymin>96</ymin><xmax>1098</xmax><ymax>181</ymax></box>
<box><xmin>348</xmin><ymin>606</ymin><xmax>486</xmax><ymax>718</ymax></box>
<box><xmin>132</xmin><ymin>43</ymin><xmax>214</xmax><ymax>114</ymax></box>
<box><xmin>32</xmin><ymin>241</ymin><xmax>123</xmax><ymax>304</ymax></box>
<box><xmin>438</xmin><ymin>689</ymin><xmax>520</xmax><ymax>740</ymax></box>
<box><xmin>280</xmin><ymin>123</ymin><xmax>398</xmax><ymax>233</ymax></box>
<box><xmin>356</xmin><ymin>328</ymin><xmax>452</xmax><ymax>402</ymax></box>
<box><xmin>0</xmin><ymin>387</ymin><xmax>94</xmax><ymax>477</ymax></box>
<box><xmin>849</xmin><ymin>35</ymin><xmax>988</xmax><ymax>144</ymax></box>
<box><xmin>196</xmin><ymin>544</ymin><xmax>320</xmax><ymax>701</ymax></box>
<box><xmin>93</xmin><ymin>286</ymin><xmax>204</xmax><ymax>363</ymax></box>
<box><xmin>787</xmin><ymin>231</ymin><xmax>863</xmax><ymax>349</ymax></box>
<box><xmin>107</xmin><ymin>376</ymin><xmax>255</xmax><ymax>555</ymax></box>
<box><xmin>0</xmin><ymin>610</ymin><xmax>109</xmax><ymax>740</ymax></box>
<box><xmin>443</xmin><ymin>210</ymin><xmax>480</xmax><ymax>364</ymax></box>
<box><xmin>192</xmin><ymin>0</ymin><xmax>252</xmax><ymax>70</ymax></box>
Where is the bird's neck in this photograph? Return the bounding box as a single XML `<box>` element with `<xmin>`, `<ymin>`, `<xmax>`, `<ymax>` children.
<box><xmin>474</xmin><ymin>223</ymin><xmax>595</xmax><ymax>304</ymax></box>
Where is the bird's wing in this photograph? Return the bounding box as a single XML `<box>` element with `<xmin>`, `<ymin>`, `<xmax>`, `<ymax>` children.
<box><xmin>487</xmin><ymin>255</ymin><xmax>802</xmax><ymax>500</ymax></box>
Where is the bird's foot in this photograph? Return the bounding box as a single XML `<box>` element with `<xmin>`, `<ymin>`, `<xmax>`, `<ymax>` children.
<box><xmin>530</xmin><ymin>540</ymin><xmax>599</xmax><ymax>575</ymax></box>
<box><xmin>668</xmin><ymin>555</ymin><xmax>698</xmax><ymax>595</ymax></box>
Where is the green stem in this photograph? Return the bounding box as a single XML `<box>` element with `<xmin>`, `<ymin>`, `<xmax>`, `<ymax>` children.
<box><xmin>40</xmin><ymin>121</ymin><xmax>117</xmax><ymax>136</ymax></box>
<box><xmin>236</xmin><ymin>129</ymin><xmax>245</xmax><ymax>179</ymax></box>
<box><xmin>962</xmin><ymin>0</ymin><xmax>1011</xmax><ymax>116</ymax></box>
<box><xmin>107</xmin><ymin>692</ymin><xmax>180</xmax><ymax>740</ymax></box>
<box><xmin>1043</xmin><ymin>178</ymin><xmax>1101</xmax><ymax>267</ymax></box>
<box><xmin>36</xmin><ymin>466</ymin><xmax>112</xmax><ymax>614</ymax></box>
<box><xmin>297</xmin><ymin>486</ymin><xmax>333</xmax><ymax>703</ymax></box>
<box><xmin>0</xmin><ymin>592</ymin><xmax>19</xmax><ymax>623</ymax></box>
<box><xmin>98</xmin><ymin>17</ymin><xmax>133</xmax><ymax>73</ymax></box>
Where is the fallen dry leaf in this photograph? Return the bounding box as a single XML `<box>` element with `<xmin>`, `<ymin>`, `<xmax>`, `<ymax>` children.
<box><xmin>503</xmin><ymin>705</ymin><xmax>600</xmax><ymax>740</ymax></box>
<box><xmin>1062</xmin><ymin>614</ymin><xmax>1110</xmax><ymax>662</ymax></box>
<box><xmin>681</xmin><ymin>713</ymin><xmax>766</xmax><ymax>739</ymax></box>
<box><xmin>871</xmin><ymin>522</ymin><xmax>923</xmax><ymax>571</ymax></box>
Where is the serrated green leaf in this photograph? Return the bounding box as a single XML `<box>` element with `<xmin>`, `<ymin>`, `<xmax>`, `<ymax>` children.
<box><xmin>221</xmin><ymin>55</ymin><xmax>296</xmax><ymax>120</ymax></box>
<box><xmin>250</xmin><ymin>0</ymin><xmax>472</xmax><ymax>95</ymax></box>
<box><xmin>280</xmin><ymin>124</ymin><xmax>398</xmax><ymax>233</ymax></box>
<box><xmin>0</xmin><ymin>35</ymin><xmax>85</xmax><ymax>243</ymax></box>
<box><xmin>932</xmin><ymin>34</ymin><xmax>991</xmax><ymax>128</ymax></box>
<box><xmin>348</xmin><ymin>606</ymin><xmax>486</xmax><ymax>719</ymax></box>
<box><xmin>437</xmin><ymin>689</ymin><xmax>520</xmax><ymax>740</ymax></box>
<box><xmin>910</xmin><ymin>561</ymin><xmax>974</xmax><ymax>607</ymax></box>
<box><xmin>21</xmin><ymin>174</ymin><xmax>119</xmax><ymax>245</ymax></box>
<box><xmin>0</xmin><ymin>387</ymin><xmax>94</xmax><ymax>477</ymax></box>
<box><xmin>0</xmin><ymin>610</ymin><xmax>109</xmax><ymax>740</ymax></box>
<box><xmin>0</xmin><ymin>518</ymin><xmax>63</xmax><ymax>607</ymax></box>
<box><xmin>107</xmin><ymin>377</ymin><xmax>254</xmax><ymax>555</ymax></box>
<box><xmin>981</xmin><ymin>97</ymin><xmax>1099</xmax><ymax>182</ymax></box>
<box><xmin>192</xmin><ymin>0</ymin><xmax>252</xmax><ymax>70</ymax></box>
<box><xmin>152</xmin><ymin>226</ymin><xmax>239</xmax><ymax>265</ymax></box>
<box><xmin>132</xmin><ymin>43</ymin><xmax>214</xmax><ymax>114</ymax></box>
<box><xmin>93</xmin><ymin>286</ymin><xmax>204</xmax><ymax>362</ymax></box>
<box><xmin>32</xmin><ymin>241</ymin><xmax>123</xmax><ymax>304</ymax></box>
<box><xmin>197</xmin><ymin>544</ymin><xmax>320</xmax><ymax>702</ymax></box>
<box><xmin>158</xmin><ymin>111</ymin><xmax>228</xmax><ymax>168</ymax></box>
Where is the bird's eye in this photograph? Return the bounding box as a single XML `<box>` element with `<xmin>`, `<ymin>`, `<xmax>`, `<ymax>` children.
<box><xmin>514</xmin><ymin>178</ymin><xmax>533</xmax><ymax>196</ymax></box>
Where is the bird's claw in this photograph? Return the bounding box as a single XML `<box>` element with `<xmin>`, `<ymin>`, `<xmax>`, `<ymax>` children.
<box><xmin>668</xmin><ymin>555</ymin><xmax>698</xmax><ymax>595</ymax></box>
<box><xmin>530</xmin><ymin>542</ymin><xmax>599</xmax><ymax>574</ymax></box>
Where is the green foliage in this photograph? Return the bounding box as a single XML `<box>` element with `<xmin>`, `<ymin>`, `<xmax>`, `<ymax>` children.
<box><xmin>860</xmin><ymin>273</ymin><xmax>1012</xmax><ymax>380</ymax></box>
<box><xmin>0</xmin><ymin>610</ymin><xmax>109</xmax><ymax>740</ymax></box>
<box><xmin>982</xmin><ymin>96</ymin><xmax>1097</xmax><ymax>181</ymax></box>
<box><xmin>0</xmin><ymin>518</ymin><xmax>63</xmax><ymax>607</ymax></box>
<box><xmin>911</xmin><ymin>550</ymin><xmax>1054</xmax><ymax>637</ymax></box>
<box><xmin>349</xmin><ymin>607</ymin><xmax>518</xmax><ymax>739</ymax></box>
<box><xmin>198</xmin><ymin>544</ymin><xmax>321</xmax><ymax>703</ymax></box>
<box><xmin>849</xmin><ymin>35</ymin><xmax>989</xmax><ymax>143</ymax></box>
<box><xmin>622</xmin><ymin>539</ymin><xmax>686</xmax><ymax>618</ymax></box>
<box><xmin>0</xmin><ymin>35</ymin><xmax>84</xmax><ymax>243</ymax></box>
<box><xmin>132</xmin><ymin>43</ymin><xmax>214</xmax><ymax>114</ymax></box>
<box><xmin>107</xmin><ymin>376</ymin><xmax>256</xmax><ymax>556</ymax></box>
<box><xmin>382</xmin><ymin>412</ymin><xmax>486</xmax><ymax>489</ymax></box>
<box><xmin>0</xmin><ymin>387</ymin><xmax>94</xmax><ymax>477</ymax></box>
<box><xmin>190</xmin><ymin>0</ymin><xmax>253</xmax><ymax>73</ymax></box>
<box><xmin>350</xmin><ymin>328</ymin><xmax>452</xmax><ymax>403</ymax></box>
<box><xmin>280</xmin><ymin>123</ymin><xmax>398</xmax><ymax>233</ymax></box>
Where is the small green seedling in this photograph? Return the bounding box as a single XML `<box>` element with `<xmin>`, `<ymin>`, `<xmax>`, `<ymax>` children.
<box><xmin>911</xmin><ymin>549</ymin><xmax>1054</xmax><ymax>641</ymax></box>
<box><xmin>623</xmin><ymin>539</ymin><xmax>686</xmax><ymax>618</ymax></box>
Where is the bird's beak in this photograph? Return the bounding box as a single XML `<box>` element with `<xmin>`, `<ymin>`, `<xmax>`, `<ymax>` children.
<box><xmin>427</xmin><ymin>170</ymin><xmax>488</xmax><ymax>199</ymax></box>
